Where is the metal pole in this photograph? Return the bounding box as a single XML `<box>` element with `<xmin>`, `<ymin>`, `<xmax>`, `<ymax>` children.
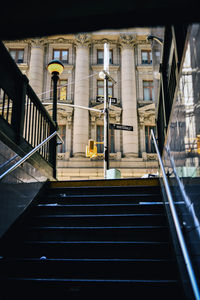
<box><xmin>103</xmin><ymin>43</ymin><xmax>110</xmax><ymax>179</ymax></box>
<box><xmin>104</xmin><ymin>75</ymin><xmax>109</xmax><ymax>179</ymax></box>
<box><xmin>52</xmin><ymin>72</ymin><xmax>59</xmax><ymax>179</ymax></box>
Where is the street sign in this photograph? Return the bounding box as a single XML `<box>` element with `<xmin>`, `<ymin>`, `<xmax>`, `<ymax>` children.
<box><xmin>109</xmin><ymin>97</ymin><xmax>117</xmax><ymax>104</ymax></box>
<box><xmin>110</xmin><ymin>124</ymin><xmax>133</xmax><ymax>131</ymax></box>
<box><xmin>96</xmin><ymin>96</ymin><xmax>104</xmax><ymax>103</ymax></box>
<box><xmin>96</xmin><ymin>96</ymin><xmax>117</xmax><ymax>104</ymax></box>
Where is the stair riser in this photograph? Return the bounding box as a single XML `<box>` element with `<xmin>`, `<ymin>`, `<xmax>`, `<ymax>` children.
<box><xmin>9</xmin><ymin>242</ymin><xmax>172</xmax><ymax>259</ymax></box>
<box><xmin>40</xmin><ymin>194</ymin><xmax>162</xmax><ymax>205</ymax></box>
<box><xmin>29</xmin><ymin>215</ymin><xmax>166</xmax><ymax>227</ymax></box>
<box><xmin>47</xmin><ymin>186</ymin><xmax>161</xmax><ymax>196</ymax></box>
<box><xmin>24</xmin><ymin>227</ymin><xmax>170</xmax><ymax>242</ymax></box>
<box><xmin>0</xmin><ymin>279</ymin><xmax>183</xmax><ymax>299</ymax></box>
<box><xmin>33</xmin><ymin>204</ymin><xmax>165</xmax><ymax>215</ymax></box>
<box><xmin>0</xmin><ymin>260</ymin><xmax>177</xmax><ymax>280</ymax></box>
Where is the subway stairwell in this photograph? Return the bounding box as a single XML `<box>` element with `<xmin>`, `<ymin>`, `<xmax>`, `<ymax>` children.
<box><xmin>0</xmin><ymin>179</ymin><xmax>186</xmax><ymax>298</ymax></box>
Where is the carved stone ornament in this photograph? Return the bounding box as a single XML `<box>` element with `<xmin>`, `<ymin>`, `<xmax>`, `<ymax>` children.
<box><xmin>75</xmin><ymin>34</ymin><xmax>91</xmax><ymax>48</ymax></box>
<box><xmin>119</xmin><ymin>34</ymin><xmax>137</xmax><ymax>49</ymax></box>
<box><xmin>30</xmin><ymin>38</ymin><xmax>46</xmax><ymax>48</ymax></box>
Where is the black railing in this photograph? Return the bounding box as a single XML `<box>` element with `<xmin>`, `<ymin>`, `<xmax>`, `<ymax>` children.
<box><xmin>0</xmin><ymin>40</ymin><xmax>57</xmax><ymax>178</ymax></box>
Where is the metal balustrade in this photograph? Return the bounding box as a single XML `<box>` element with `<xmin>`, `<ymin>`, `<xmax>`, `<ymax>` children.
<box><xmin>0</xmin><ymin>40</ymin><xmax>57</xmax><ymax>178</ymax></box>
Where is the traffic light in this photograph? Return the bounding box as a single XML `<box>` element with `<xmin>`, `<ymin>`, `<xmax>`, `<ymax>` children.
<box><xmin>86</xmin><ymin>140</ymin><xmax>97</xmax><ymax>158</ymax></box>
<box><xmin>89</xmin><ymin>139</ymin><xmax>95</xmax><ymax>152</ymax></box>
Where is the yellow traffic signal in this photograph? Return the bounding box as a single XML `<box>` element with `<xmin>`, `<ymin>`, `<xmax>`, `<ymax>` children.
<box><xmin>89</xmin><ymin>139</ymin><xmax>95</xmax><ymax>152</ymax></box>
<box><xmin>86</xmin><ymin>140</ymin><xmax>97</xmax><ymax>158</ymax></box>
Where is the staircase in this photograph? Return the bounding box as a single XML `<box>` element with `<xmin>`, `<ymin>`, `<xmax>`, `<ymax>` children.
<box><xmin>0</xmin><ymin>178</ymin><xmax>186</xmax><ymax>299</ymax></box>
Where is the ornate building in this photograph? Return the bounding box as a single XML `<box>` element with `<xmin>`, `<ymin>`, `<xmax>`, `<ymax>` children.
<box><xmin>4</xmin><ymin>28</ymin><xmax>158</xmax><ymax>180</ymax></box>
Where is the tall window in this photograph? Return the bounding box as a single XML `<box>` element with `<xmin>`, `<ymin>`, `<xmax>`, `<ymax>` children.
<box><xmin>9</xmin><ymin>49</ymin><xmax>24</xmax><ymax>63</ymax></box>
<box><xmin>145</xmin><ymin>126</ymin><xmax>156</xmax><ymax>153</ymax></box>
<box><xmin>58</xmin><ymin>125</ymin><xmax>66</xmax><ymax>153</ymax></box>
<box><xmin>51</xmin><ymin>79</ymin><xmax>67</xmax><ymax>100</ymax></box>
<box><xmin>96</xmin><ymin>125</ymin><xmax>114</xmax><ymax>153</ymax></box>
<box><xmin>141</xmin><ymin>50</ymin><xmax>152</xmax><ymax>64</ymax></box>
<box><xmin>53</xmin><ymin>49</ymin><xmax>68</xmax><ymax>63</ymax></box>
<box><xmin>97</xmin><ymin>49</ymin><xmax>113</xmax><ymax>64</ymax></box>
<box><xmin>143</xmin><ymin>81</ymin><xmax>154</xmax><ymax>101</ymax></box>
<box><xmin>97</xmin><ymin>80</ymin><xmax>113</xmax><ymax>97</ymax></box>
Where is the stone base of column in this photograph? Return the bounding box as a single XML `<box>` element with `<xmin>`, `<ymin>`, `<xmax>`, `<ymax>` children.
<box><xmin>123</xmin><ymin>152</ymin><xmax>138</xmax><ymax>158</ymax></box>
<box><xmin>73</xmin><ymin>152</ymin><xmax>86</xmax><ymax>158</ymax></box>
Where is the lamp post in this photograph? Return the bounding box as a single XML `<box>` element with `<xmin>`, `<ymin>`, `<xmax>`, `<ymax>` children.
<box><xmin>47</xmin><ymin>59</ymin><xmax>64</xmax><ymax>178</ymax></box>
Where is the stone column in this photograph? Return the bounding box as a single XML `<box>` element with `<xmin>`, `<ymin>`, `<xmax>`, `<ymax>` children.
<box><xmin>73</xmin><ymin>34</ymin><xmax>90</xmax><ymax>157</ymax></box>
<box><xmin>120</xmin><ymin>34</ymin><xmax>138</xmax><ymax>157</ymax></box>
<box><xmin>29</xmin><ymin>38</ymin><xmax>45</xmax><ymax>96</ymax></box>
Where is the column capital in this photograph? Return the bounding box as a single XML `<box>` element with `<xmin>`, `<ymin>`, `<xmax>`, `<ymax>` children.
<box><xmin>119</xmin><ymin>34</ymin><xmax>137</xmax><ymax>49</ymax></box>
<box><xmin>74</xmin><ymin>33</ymin><xmax>91</xmax><ymax>48</ymax></box>
<box><xmin>30</xmin><ymin>38</ymin><xmax>46</xmax><ymax>48</ymax></box>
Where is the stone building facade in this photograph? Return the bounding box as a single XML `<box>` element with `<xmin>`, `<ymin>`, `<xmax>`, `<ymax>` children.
<box><xmin>4</xmin><ymin>28</ymin><xmax>158</xmax><ymax>180</ymax></box>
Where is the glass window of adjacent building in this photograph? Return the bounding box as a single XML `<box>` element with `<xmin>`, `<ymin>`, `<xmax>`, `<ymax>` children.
<box><xmin>96</xmin><ymin>125</ymin><xmax>114</xmax><ymax>153</ymax></box>
<box><xmin>53</xmin><ymin>49</ymin><xmax>68</xmax><ymax>63</ymax></box>
<box><xmin>141</xmin><ymin>50</ymin><xmax>152</xmax><ymax>64</ymax></box>
<box><xmin>145</xmin><ymin>126</ymin><xmax>156</xmax><ymax>153</ymax></box>
<box><xmin>97</xmin><ymin>49</ymin><xmax>113</xmax><ymax>64</ymax></box>
<box><xmin>97</xmin><ymin>80</ymin><xmax>113</xmax><ymax>97</ymax></box>
<box><xmin>143</xmin><ymin>80</ymin><xmax>154</xmax><ymax>100</ymax></box>
<box><xmin>57</xmin><ymin>125</ymin><xmax>66</xmax><ymax>153</ymax></box>
<box><xmin>9</xmin><ymin>49</ymin><xmax>24</xmax><ymax>63</ymax></box>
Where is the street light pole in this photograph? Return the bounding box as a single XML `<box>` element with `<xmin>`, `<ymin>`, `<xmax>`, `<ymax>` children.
<box><xmin>52</xmin><ymin>72</ymin><xmax>59</xmax><ymax>127</ymax></box>
<box><xmin>47</xmin><ymin>59</ymin><xmax>64</xmax><ymax>179</ymax></box>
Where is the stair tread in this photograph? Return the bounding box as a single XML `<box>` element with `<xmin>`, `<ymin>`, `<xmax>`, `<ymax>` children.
<box><xmin>24</xmin><ymin>240</ymin><xmax>170</xmax><ymax>244</ymax></box>
<box><xmin>32</xmin><ymin>214</ymin><xmax>165</xmax><ymax>219</ymax></box>
<box><xmin>2</xmin><ymin>257</ymin><xmax>174</xmax><ymax>262</ymax></box>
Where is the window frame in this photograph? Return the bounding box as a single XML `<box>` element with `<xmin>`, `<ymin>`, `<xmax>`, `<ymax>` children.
<box><xmin>97</xmin><ymin>80</ymin><xmax>113</xmax><ymax>98</ymax></box>
<box><xmin>51</xmin><ymin>79</ymin><xmax>68</xmax><ymax>101</ymax></box>
<box><xmin>9</xmin><ymin>48</ymin><xmax>24</xmax><ymax>63</ymax></box>
<box><xmin>97</xmin><ymin>49</ymin><xmax>113</xmax><ymax>65</ymax></box>
<box><xmin>143</xmin><ymin>80</ymin><xmax>154</xmax><ymax>101</ymax></box>
<box><xmin>96</xmin><ymin>124</ymin><xmax>115</xmax><ymax>153</ymax></box>
<box><xmin>141</xmin><ymin>50</ymin><xmax>152</xmax><ymax>65</ymax></box>
<box><xmin>57</xmin><ymin>125</ymin><xmax>66</xmax><ymax>153</ymax></box>
<box><xmin>53</xmin><ymin>49</ymin><xmax>69</xmax><ymax>63</ymax></box>
<box><xmin>145</xmin><ymin>126</ymin><xmax>156</xmax><ymax>153</ymax></box>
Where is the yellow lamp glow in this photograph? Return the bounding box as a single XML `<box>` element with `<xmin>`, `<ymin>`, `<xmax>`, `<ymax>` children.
<box><xmin>47</xmin><ymin>59</ymin><xmax>64</xmax><ymax>75</ymax></box>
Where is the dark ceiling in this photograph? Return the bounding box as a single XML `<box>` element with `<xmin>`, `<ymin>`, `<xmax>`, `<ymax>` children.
<box><xmin>1</xmin><ymin>0</ymin><xmax>199</xmax><ymax>40</ymax></box>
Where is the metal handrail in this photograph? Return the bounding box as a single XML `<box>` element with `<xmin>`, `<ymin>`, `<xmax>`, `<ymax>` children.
<box><xmin>151</xmin><ymin>129</ymin><xmax>200</xmax><ymax>300</ymax></box>
<box><xmin>0</xmin><ymin>154</ymin><xmax>18</xmax><ymax>170</ymax></box>
<box><xmin>0</xmin><ymin>131</ymin><xmax>63</xmax><ymax>181</ymax></box>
